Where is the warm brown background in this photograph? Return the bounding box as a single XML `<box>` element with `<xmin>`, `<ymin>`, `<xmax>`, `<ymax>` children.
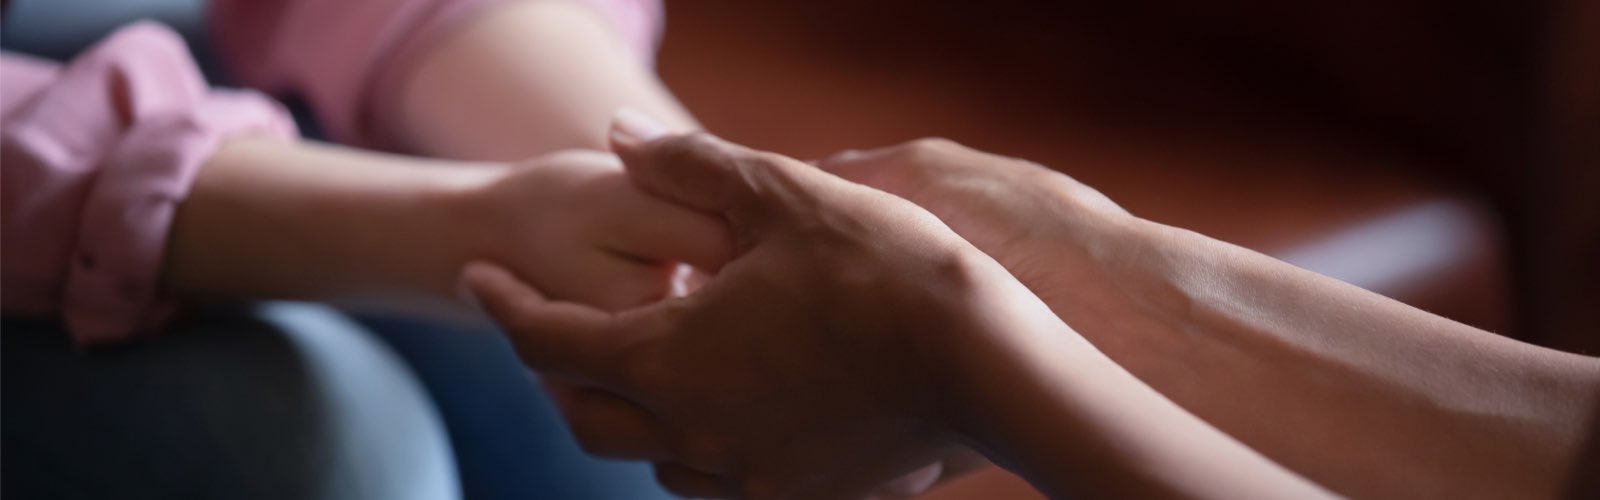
<box><xmin>657</xmin><ymin>0</ymin><xmax>1597</xmax><ymax>346</ymax></box>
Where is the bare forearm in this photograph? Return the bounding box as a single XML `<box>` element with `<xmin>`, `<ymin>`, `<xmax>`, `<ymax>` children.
<box><xmin>953</xmin><ymin>298</ymin><xmax>1334</xmax><ymax>500</ymax></box>
<box><xmin>821</xmin><ymin>139</ymin><xmax>1600</xmax><ymax>497</ymax></box>
<box><xmin>164</xmin><ymin>137</ymin><xmax>490</xmax><ymax>309</ymax></box>
<box><xmin>389</xmin><ymin>0</ymin><xmax>697</xmax><ymax>160</ymax></box>
<box><xmin>1063</xmin><ymin>216</ymin><xmax>1600</xmax><ymax>498</ymax></box>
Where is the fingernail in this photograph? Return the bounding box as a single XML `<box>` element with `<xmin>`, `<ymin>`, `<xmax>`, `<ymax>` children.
<box><xmin>668</xmin><ymin>263</ymin><xmax>693</xmax><ymax>298</ymax></box>
<box><xmin>611</xmin><ymin>107</ymin><xmax>668</xmax><ymax>148</ymax></box>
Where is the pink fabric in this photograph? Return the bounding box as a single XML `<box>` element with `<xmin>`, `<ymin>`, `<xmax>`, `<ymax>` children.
<box><xmin>208</xmin><ymin>0</ymin><xmax>664</xmax><ymax>149</ymax></box>
<box><xmin>1</xmin><ymin>0</ymin><xmax>662</xmax><ymax>344</ymax></box>
<box><xmin>1</xmin><ymin>23</ymin><xmax>297</xmax><ymax>344</ymax></box>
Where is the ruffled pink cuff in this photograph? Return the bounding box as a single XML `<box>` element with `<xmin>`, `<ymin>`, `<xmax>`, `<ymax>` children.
<box><xmin>1</xmin><ymin>22</ymin><xmax>297</xmax><ymax>344</ymax></box>
<box><xmin>66</xmin><ymin>89</ymin><xmax>296</xmax><ymax>343</ymax></box>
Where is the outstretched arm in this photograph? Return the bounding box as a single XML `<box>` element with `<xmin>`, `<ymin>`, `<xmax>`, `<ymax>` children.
<box><xmin>2</xmin><ymin>19</ymin><xmax>721</xmax><ymax>345</ymax></box>
<box><xmin>462</xmin><ymin>127</ymin><xmax>1335</xmax><ymax>499</ymax></box>
<box><xmin>823</xmin><ymin>139</ymin><xmax>1600</xmax><ymax>499</ymax></box>
<box><xmin>166</xmin><ymin>135</ymin><xmax>727</xmax><ymax>316</ymax></box>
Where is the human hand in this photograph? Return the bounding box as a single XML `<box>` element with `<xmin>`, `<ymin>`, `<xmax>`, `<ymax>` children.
<box><xmin>818</xmin><ymin>139</ymin><xmax>1155</xmax><ymax>343</ymax></box>
<box><xmin>461</xmin><ymin>131</ymin><xmax>1073</xmax><ymax>499</ymax></box>
<box><xmin>446</xmin><ymin>149</ymin><xmax>731</xmax><ymax>311</ymax></box>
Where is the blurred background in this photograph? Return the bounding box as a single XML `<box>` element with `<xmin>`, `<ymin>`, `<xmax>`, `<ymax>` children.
<box><xmin>5</xmin><ymin>0</ymin><xmax>1595</xmax><ymax>498</ymax></box>
<box><xmin>655</xmin><ymin>0</ymin><xmax>1596</xmax><ymax>349</ymax></box>
<box><xmin>6</xmin><ymin>0</ymin><xmax>1591</xmax><ymax>366</ymax></box>
<box><xmin>646</xmin><ymin>2</ymin><xmax>1596</xmax><ymax>495</ymax></box>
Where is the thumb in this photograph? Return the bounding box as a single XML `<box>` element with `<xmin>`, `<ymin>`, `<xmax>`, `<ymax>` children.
<box><xmin>608</xmin><ymin>109</ymin><xmax>828</xmax><ymax>247</ymax></box>
<box><xmin>459</xmin><ymin>261</ymin><xmax>637</xmax><ymax>388</ymax></box>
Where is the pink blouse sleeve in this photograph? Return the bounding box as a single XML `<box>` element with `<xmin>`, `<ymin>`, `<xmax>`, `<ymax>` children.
<box><xmin>208</xmin><ymin>0</ymin><xmax>664</xmax><ymax>149</ymax></box>
<box><xmin>1</xmin><ymin>22</ymin><xmax>297</xmax><ymax>345</ymax></box>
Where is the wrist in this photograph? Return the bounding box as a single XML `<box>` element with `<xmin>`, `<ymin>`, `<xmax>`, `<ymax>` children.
<box><xmin>934</xmin><ymin>250</ymin><xmax>1101</xmax><ymax>451</ymax></box>
<box><xmin>168</xmin><ymin>139</ymin><xmax>507</xmax><ymax>308</ymax></box>
<box><xmin>405</xmin><ymin>164</ymin><xmax>508</xmax><ymax>302</ymax></box>
<box><xmin>1021</xmin><ymin>191</ymin><xmax>1198</xmax><ymax>331</ymax></box>
<box><xmin>943</xmin><ymin>296</ymin><xmax>1105</xmax><ymax>478</ymax></box>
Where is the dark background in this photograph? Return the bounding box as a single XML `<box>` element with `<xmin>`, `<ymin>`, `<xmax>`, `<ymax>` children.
<box><xmin>655</xmin><ymin>0</ymin><xmax>1599</xmax><ymax>353</ymax></box>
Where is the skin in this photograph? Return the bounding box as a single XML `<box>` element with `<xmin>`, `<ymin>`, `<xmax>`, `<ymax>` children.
<box><xmin>385</xmin><ymin>0</ymin><xmax>698</xmax><ymax>159</ymax></box>
<box><xmin>141</xmin><ymin>1</ymin><xmax>1596</xmax><ymax>495</ymax></box>
<box><xmin>816</xmin><ymin>138</ymin><xmax>1600</xmax><ymax>499</ymax></box>
<box><xmin>165</xmin><ymin>0</ymin><xmax>713</xmax><ymax>316</ymax></box>
<box><xmin>159</xmin><ymin>6</ymin><xmax>949</xmax><ymax>495</ymax></box>
<box><xmin>461</xmin><ymin>126</ymin><xmax>1336</xmax><ymax>499</ymax></box>
<box><xmin>388</xmin><ymin>7</ymin><xmax>1600</xmax><ymax>497</ymax></box>
<box><xmin>379</xmin><ymin>4</ymin><xmax>960</xmax><ymax>491</ymax></box>
<box><xmin>164</xmin><ymin>136</ymin><xmax>728</xmax><ymax>319</ymax></box>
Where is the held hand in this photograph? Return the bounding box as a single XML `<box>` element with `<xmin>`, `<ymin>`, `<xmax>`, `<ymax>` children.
<box><xmin>462</xmin><ymin>131</ymin><xmax>1067</xmax><ymax>499</ymax></box>
<box><xmin>818</xmin><ymin>139</ymin><xmax>1147</xmax><ymax>337</ymax></box>
<box><xmin>448</xmin><ymin>149</ymin><xmax>732</xmax><ymax>310</ymax></box>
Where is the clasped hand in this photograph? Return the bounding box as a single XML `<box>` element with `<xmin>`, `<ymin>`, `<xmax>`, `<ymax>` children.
<box><xmin>463</xmin><ymin>126</ymin><xmax>1073</xmax><ymax>499</ymax></box>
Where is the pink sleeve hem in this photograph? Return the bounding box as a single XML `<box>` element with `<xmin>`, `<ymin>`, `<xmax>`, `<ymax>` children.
<box><xmin>65</xmin><ymin>89</ymin><xmax>296</xmax><ymax>344</ymax></box>
<box><xmin>1</xmin><ymin>22</ymin><xmax>297</xmax><ymax>345</ymax></box>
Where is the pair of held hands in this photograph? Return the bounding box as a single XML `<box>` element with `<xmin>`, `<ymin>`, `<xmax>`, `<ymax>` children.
<box><xmin>461</xmin><ymin>113</ymin><xmax>1126</xmax><ymax>499</ymax></box>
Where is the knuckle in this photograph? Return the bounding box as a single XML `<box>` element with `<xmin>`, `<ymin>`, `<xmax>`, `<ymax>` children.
<box><xmin>871</xmin><ymin>137</ymin><xmax>966</xmax><ymax>181</ymax></box>
<box><xmin>905</xmin><ymin>137</ymin><xmax>961</xmax><ymax>156</ymax></box>
<box><xmin>925</xmin><ymin>245</ymin><xmax>987</xmax><ymax>293</ymax></box>
<box><xmin>749</xmin><ymin>150</ymin><xmax>791</xmax><ymax>168</ymax></box>
<box><xmin>910</xmin><ymin>136</ymin><xmax>957</xmax><ymax>149</ymax></box>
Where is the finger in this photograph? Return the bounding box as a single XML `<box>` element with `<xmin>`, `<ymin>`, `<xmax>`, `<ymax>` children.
<box><xmin>608</xmin><ymin>111</ymin><xmax>836</xmax><ymax>243</ymax></box>
<box><xmin>597</xmin><ymin>173</ymin><xmax>735</xmax><ymax>272</ymax></box>
<box><xmin>560</xmin><ymin>252</ymin><xmax>678</xmax><ymax>312</ymax></box>
<box><xmin>544</xmin><ymin>380</ymin><xmax>673</xmax><ymax>461</ymax></box>
<box><xmin>460</xmin><ymin>261</ymin><xmax>636</xmax><ymax>384</ymax></box>
<box><xmin>672</xmin><ymin>264</ymin><xmax>713</xmax><ymax>297</ymax></box>
<box><xmin>653</xmin><ymin>462</ymin><xmax>733</xmax><ymax>499</ymax></box>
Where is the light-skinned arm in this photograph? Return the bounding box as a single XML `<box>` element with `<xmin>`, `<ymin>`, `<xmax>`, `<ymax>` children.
<box><xmin>387</xmin><ymin>0</ymin><xmax>697</xmax><ymax>159</ymax></box>
<box><xmin>822</xmin><ymin>138</ymin><xmax>1600</xmax><ymax>499</ymax></box>
<box><xmin>163</xmin><ymin>135</ymin><xmax>728</xmax><ymax>315</ymax></box>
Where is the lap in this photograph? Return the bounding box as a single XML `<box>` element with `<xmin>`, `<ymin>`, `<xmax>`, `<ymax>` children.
<box><xmin>2</xmin><ymin>303</ymin><xmax>459</xmax><ymax>500</ymax></box>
